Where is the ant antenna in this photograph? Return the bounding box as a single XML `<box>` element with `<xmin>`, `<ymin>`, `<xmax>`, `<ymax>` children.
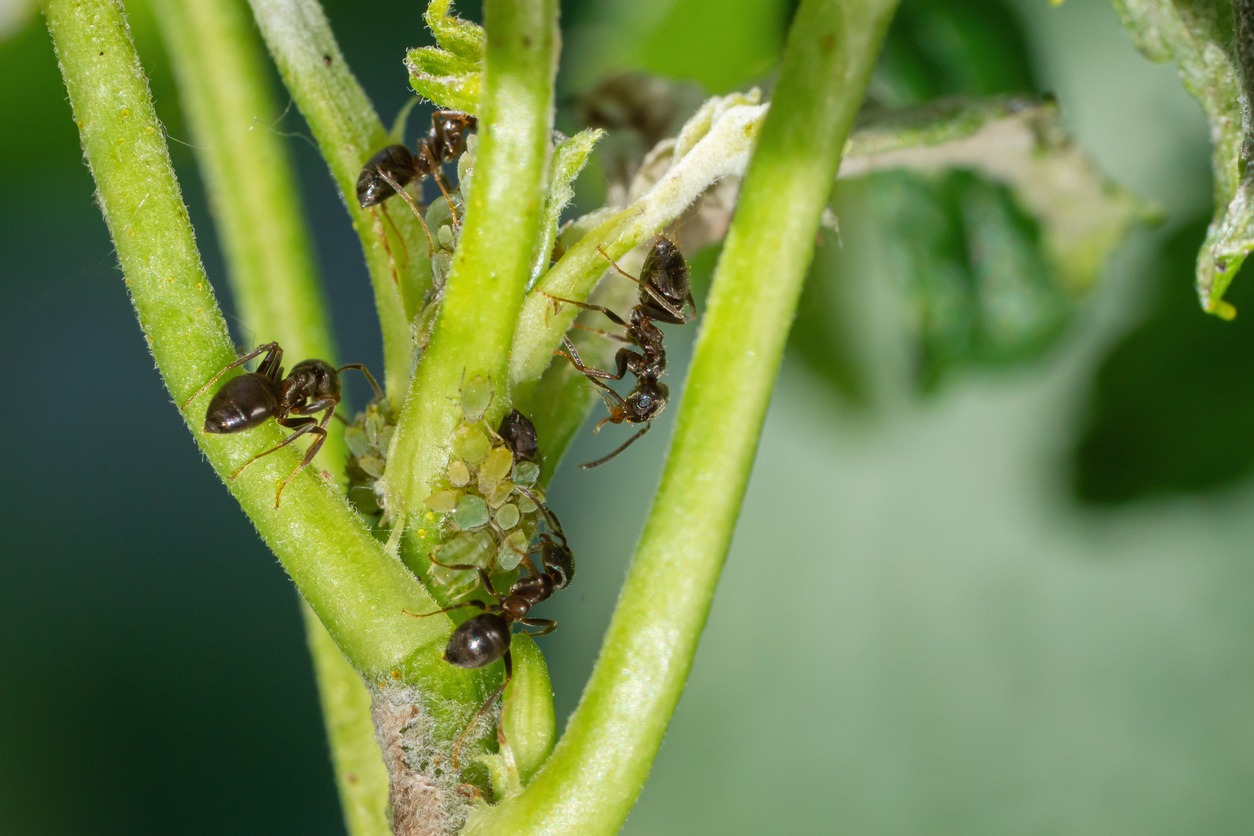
<box><xmin>376</xmin><ymin>168</ymin><xmax>435</xmax><ymax>256</ymax></box>
<box><xmin>580</xmin><ymin>423</ymin><xmax>651</xmax><ymax>469</ymax></box>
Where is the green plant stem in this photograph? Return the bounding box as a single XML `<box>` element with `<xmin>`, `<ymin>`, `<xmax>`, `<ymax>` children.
<box><xmin>248</xmin><ymin>0</ymin><xmax>432</xmax><ymax>400</ymax></box>
<box><xmin>44</xmin><ymin>0</ymin><xmax>459</xmax><ymax>683</ymax></box>
<box><xmin>148</xmin><ymin>0</ymin><xmax>343</xmax><ymax>464</ymax></box>
<box><xmin>384</xmin><ymin>0</ymin><xmax>557</xmax><ymax>560</ymax></box>
<box><xmin>462</xmin><ymin>0</ymin><xmax>899</xmax><ymax>833</ymax></box>
<box><xmin>146</xmin><ymin>2</ymin><xmax>388</xmax><ymax>830</ymax></box>
<box><xmin>304</xmin><ymin>600</ymin><xmax>393</xmax><ymax>836</ymax></box>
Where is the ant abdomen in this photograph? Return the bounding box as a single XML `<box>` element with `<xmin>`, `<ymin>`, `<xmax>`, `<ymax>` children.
<box><xmin>444</xmin><ymin>612</ymin><xmax>512</xmax><ymax>668</ymax></box>
<box><xmin>356</xmin><ymin>144</ymin><xmax>417</xmax><ymax>208</ymax></box>
<box><xmin>639</xmin><ymin>237</ymin><xmax>689</xmax><ymax>308</ymax></box>
<box><xmin>204</xmin><ymin>375</ymin><xmax>280</xmax><ymax>434</ymax></box>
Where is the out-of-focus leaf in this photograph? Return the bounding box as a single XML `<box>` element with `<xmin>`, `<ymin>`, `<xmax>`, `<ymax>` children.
<box><xmin>0</xmin><ymin>0</ymin><xmax>36</xmax><ymax>42</ymax></box>
<box><xmin>868</xmin><ymin>0</ymin><xmax>1037</xmax><ymax>108</ymax></box>
<box><xmin>1074</xmin><ymin>218</ymin><xmax>1254</xmax><ymax>503</ymax></box>
<box><xmin>559</xmin><ymin>0</ymin><xmax>792</xmax><ymax>97</ymax></box>
<box><xmin>871</xmin><ymin>169</ymin><xmax>1070</xmax><ymax>389</ymax></box>
<box><xmin>1113</xmin><ymin>0</ymin><xmax>1252</xmax><ymax>318</ymax></box>
<box><xmin>842</xmin><ymin>98</ymin><xmax>1152</xmax><ymax>295</ymax></box>
<box><xmin>787</xmin><ymin>97</ymin><xmax>1148</xmax><ymax>396</ymax></box>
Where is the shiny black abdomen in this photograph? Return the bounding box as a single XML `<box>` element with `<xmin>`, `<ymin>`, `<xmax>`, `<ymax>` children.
<box><xmin>203</xmin><ymin>374</ymin><xmax>280</xmax><ymax>433</ymax></box>
<box><xmin>443</xmin><ymin>613</ymin><xmax>511</xmax><ymax>669</ymax></box>
<box><xmin>356</xmin><ymin>144</ymin><xmax>417</xmax><ymax>208</ymax></box>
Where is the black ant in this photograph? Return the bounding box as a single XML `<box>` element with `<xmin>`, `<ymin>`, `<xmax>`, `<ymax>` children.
<box><xmin>356</xmin><ymin>110</ymin><xmax>477</xmax><ymax>252</ymax></box>
<box><xmin>545</xmin><ymin>236</ymin><xmax>694</xmax><ymax>468</ymax></box>
<box><xmin>407</xmin><ymin>496</ymin><xmax>573</xmax><ymax>767</ymax></box>
<box><xmin>181</xmin><ymin>342</ymin><xmax>383</xmax><ymax>507</ymax></box>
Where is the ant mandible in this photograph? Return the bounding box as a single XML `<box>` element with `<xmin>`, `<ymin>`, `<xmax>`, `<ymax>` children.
<box><xmin>408</xmin><ymin>495</ymin><xmax>573</xmax><ymax>767</ymax></box>
<box><xmin>181</xmin><ymin>342</ymin><xmax>383</xmax><ymax>507</ymax></box>
<box><xmin>546</xmin><ymin>236</ymin><xmax>695</xmax><ymax>468</ymax></box>
<box><xmin>356</xmin><ymin>110</ymin><xmax>477</xmax><ymax>252</ymax></box>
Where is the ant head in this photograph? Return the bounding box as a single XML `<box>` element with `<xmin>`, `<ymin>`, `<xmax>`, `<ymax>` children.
<box><xmin>639</xmin><ymin>236</ymin><xmax>690</xmax><ymax>307</ymax></box>
<box><xmin>626</xmin><ymin>380</ymin><xmax>669</xmax><ymax>421</ymax></box>
<box><xmin>434</xmin><ymin>110</ymin><xmax>477</xmax><ymax>136</ymax></box>
<box><xmin>443</xmin><ymin>612</ymin><xmax>511</xmax><ymax>669</ymax></box>
<box><xmin>285</xmin><ymin>359</ymin><xmax>340</xmax><ymax>403</ymax></box>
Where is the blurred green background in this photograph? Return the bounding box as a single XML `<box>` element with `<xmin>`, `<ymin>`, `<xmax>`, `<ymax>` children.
<box><xmin>4</xmin><ymin>0</ymin><xmax>1254</xmax><ymax>832</ymax></box>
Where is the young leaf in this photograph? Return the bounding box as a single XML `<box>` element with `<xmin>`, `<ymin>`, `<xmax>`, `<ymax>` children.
<box><xmin>530</xmin><ymin>128</ymin><xmax>604</xmax><ymax>282</ymax></box>
<box><xmin>406</xmin><ymin>0</ymin><xmax>486</xmax><ymax>113</ymax></box>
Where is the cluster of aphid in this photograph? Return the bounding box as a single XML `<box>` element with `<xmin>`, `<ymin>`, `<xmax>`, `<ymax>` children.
<box><xmin>342</xmin><ymin>398</ymin><xmax>396</xmax><ymax>518</ymax></box>
<box><xmin>419</xmin><ymin>377</ymin><xmax>554</xmax><ymax>597</ymax></box>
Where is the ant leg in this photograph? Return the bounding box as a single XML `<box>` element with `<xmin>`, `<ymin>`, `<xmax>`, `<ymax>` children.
<box><xmin>433</xmin><ymin>170</ymin><xmax>459</xmax><ymax>226</ymax></box>
<box><xmin>553</xmin><ymin>337</ymin><xmax>632</xmax><ymax>382</ymax></box>
<box><xmin>377</xmin><ymin>168</ymin><xmax>435</xmax><ymax>256</ymax></box>
<box><xmin>572</xmin><ymin>322</ymin><xmax>632</xmax><ymax>343</ymax></box>
<box><xmin>427</xmin><ymin>560</ymin><xmax>504</xmax><ymax>602</ymax></box>
<box><xmin>369</xmin><ymin>206</ymin><xmax>403</xmax><ymax>287</ymax></box>
<box><xmin>337</xmin><ymin>364</ymin><xmax>385</xmax><ymax>402</ymax></box>
<box><xmin>581</xmin><ymin>421</ymin><xmax>651</xmax><ymax>469</ymax></box>
<box><xmin>453</xmin><ymin>650</ymin><xmax>511</xmax><ymax>769</ymax></box>
<box><xmin>540</xmin><ymin>292</ymin><xmax>630</xmax><ymax>329</ymax></box>
<box><xmin>181</xmin><ymin>342</ymin><xmax>282</xmax><ymax>410</ymax></box>
<box><xmin>332</xmin><ymin>412</ymin><xmax>350</xmax><ymax>426</ymax></box>
<box><xmin>513</xmin><ymin>487</ymin><xmax>567</xmax><ymax>546</ymax></box>
<box><xmin>519</xmin><ymin>618</ymin><xmax>556</xmax><ymax>637</ymax></box>
<box><xmin>379</xmin><ymin>204</ymin><xmax>409</xmax><ymax>268</ymax></box>
<box><xmin>230</xmin><ymin>417</ymin><xmax>316</xmax><ymax>480</ymax></box>
<box><xmin>402</xmin><ymin>598</ymin><xmax>488</xmax><ymax>618</ymax></box>
<box><xmin>273</xmin><ymin>406</ymin><xmax>338</xmax><ymax>506</ymax></box>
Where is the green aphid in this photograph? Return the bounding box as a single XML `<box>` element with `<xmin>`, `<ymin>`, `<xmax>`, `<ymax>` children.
<box><xmin>425</xmin><ymin>489</ymin><xmax>460</xmax><ymax>514</ymax></box>
<box><xmin>485</xmin><ymin>478</ymin><xmax>514</xmax><ymax>509</ymax></box>
<box><xmin>477</xmin><ymin>445</ymin><xmax>514</xmax><ymax>491</ymax></box>
<box><xmin>453</xmin><ymin>494</ymin><xmax>490</xmax><ymax>529</ymax></box>
<box><xmin>461</xmin><ymin>374</ymin><xmax>492</xmax><ymax>423</ymax></box>
<box><xmin>494</xmin><ymin>502</ymin><xmax>521</xmax><ymax>530</ymax></box>
<box><xmin>447</xmin><ymin>458</ymin><xmax>471</xmax><ymax>488</ymax></box>
<box><xmin>452</xmin><ymin>423</ymin><xmax>491</xmax><ymax>465</ymax></box>
<box><xmin>497</xmin><ymin>528</ymin><xmax>529</xmax><ymax>571</ymax></box>
<box><xmin>512</xmin><ymin>459</ymin><xmax>539</xmax><ymax>486</ymax></box>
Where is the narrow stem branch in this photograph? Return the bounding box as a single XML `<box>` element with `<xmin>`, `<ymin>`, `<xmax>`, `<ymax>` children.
<box><xmin>146</xmin><ymin>2</ymin><xmax>388</xmax><ymax>830</ymax></box>
<box><xmin>462</xmin><ymin>1</ymin><xmax>900</xmax><ymax>833</ymax></box>
<box><xmin>43</xmin><ymin>0</ymin><xmax>459</xmax><ymax>683</ymax></box>
<box><xmin>384</xmin><ymin>0</ymin><xmax>557</xmax><ymax>551</ymax></box>
<box><xmin>248</xmin><ymin>0</ymin><xmax>432</xmax><ymax>400</ymax></box>
<box><xmin>148</xmin><ymin>0</ymin><xmax>344</xmax><ymax>464</ymax></box>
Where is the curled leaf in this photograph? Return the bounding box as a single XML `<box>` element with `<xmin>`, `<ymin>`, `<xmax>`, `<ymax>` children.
<box><xmin>406</xmin><ymin>0</ymin><xmax>485</xmax><ymax>113</ymax></box>
<box><xmin>1114</xmin><ymin>0</ymin><xmax>1253</xmax><ymax>317</ymax></box>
